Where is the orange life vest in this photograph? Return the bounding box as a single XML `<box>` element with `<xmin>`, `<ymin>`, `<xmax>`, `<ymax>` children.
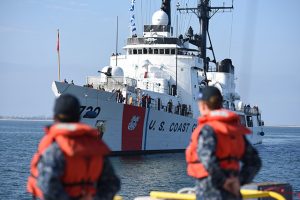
<box><xmin>27</xmin><ymin>123</ymin><xmax>110</xmax><ymax>199</ymax></box>
<box><xmin>186</xmin><ymin>109</ymin><xmax>251</xmax><ymax>179</ymax></box>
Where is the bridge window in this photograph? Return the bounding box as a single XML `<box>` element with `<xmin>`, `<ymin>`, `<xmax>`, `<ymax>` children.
<box><xmin>171</xmin><ymin>49</ymin><xmax>175</xmax><ymax>54</ymax></box>
<box><xmin>138</xmin><ymin>49</ymin><xmax>142</xmax><ymax>54</ymax></box>
<box><xmin>239</xmin><ymin>115</ymin><xmax>246</xmax><ymax>126</ymax></box>
<box><xmin>149</xmin><ymin>48</ymin><xmax>153</xmax><ymax>54</ymax></box>
<box><xmin>246</xmin><ymin>116</ymin><xmax>253</xmax><ymax>127</ymax></box>
<box><xmin>165</xmin><ymin>49</ymin><xmax>170</xmax><ymax>54</ymax></box>
<box><xmin>159</xmin><ymin>49</ymin><xmax>164</xmax><ymax>54</ymax></box>
<box><xmin>133</xmin><ymin>49</ymin><xmax>137</xmax><ymax>54</ymax></box>
<box><xmin>154</xmin><ymin>49</ymin><xmax>158</xmax><ymax>54</ymax></box>
<box><xmin>143</xmin><ymin>48</ymin><xmax>147</xmax><ymax>54</ymax></box>
<box><xmin>128</xmin><ymin>49</ymin><xmax>132</xmax><ymax>55</ymax></box>
<box><xmin>257</xmin><ymin>114</ymin><xmax>262</xmax><ymax>126</ymax></box>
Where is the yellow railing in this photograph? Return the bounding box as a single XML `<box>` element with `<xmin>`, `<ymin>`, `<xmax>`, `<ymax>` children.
<box><xmin>114</xmin><ymin>195</ymin><xmax>123</xmax><ymax>200</ymax></box>
<box><xmin>150</xmin><ymin>189</ymin><xmax>285</xmax><ymax>200</ymax></box>
<box><xmin>241</xmin><ymin>189</ymin><xmax>285</xmax><ymax>200</ymax></box>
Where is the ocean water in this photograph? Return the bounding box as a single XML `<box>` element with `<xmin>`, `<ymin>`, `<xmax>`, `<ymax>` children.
<box><xmin>0</xmin><ymin>120</ymin><xmax>299</xmax><ymax>199</ymax></box>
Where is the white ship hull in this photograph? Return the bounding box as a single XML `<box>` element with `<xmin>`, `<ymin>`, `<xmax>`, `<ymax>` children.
<box><xmin>52</xmin><ymin>82</ymin><xmax>263</xmax><ymax>152</ymax></box>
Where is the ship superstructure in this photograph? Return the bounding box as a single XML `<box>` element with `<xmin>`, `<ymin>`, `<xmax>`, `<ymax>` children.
<box><xmin>52</xmin><ymin>0</ymin><xmax>264</xmax><ymax>152</ymax></box>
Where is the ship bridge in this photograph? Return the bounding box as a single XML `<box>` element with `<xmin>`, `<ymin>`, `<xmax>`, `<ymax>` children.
<box><xmin>123</xmin><ymin>8</ymin><xmax>200</xmax><ymax>57</ymax></box>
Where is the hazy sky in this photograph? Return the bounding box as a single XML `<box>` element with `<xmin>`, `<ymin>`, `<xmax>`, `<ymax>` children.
<box><xmin>0</xmin><ymin>0</ymin><xmax>299</xmax><ymax>125</ymax></box>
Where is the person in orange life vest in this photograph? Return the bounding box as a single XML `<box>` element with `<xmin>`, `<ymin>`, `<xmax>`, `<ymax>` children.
<box><xmin>27</xmin><ymin>94</ymin><xmax>120</xmax><ymax>200</ymax></box>
<box><xmin>186</xmin><ymin>86</ymin><xmax>261</xmax><ymax>200</ymax></box>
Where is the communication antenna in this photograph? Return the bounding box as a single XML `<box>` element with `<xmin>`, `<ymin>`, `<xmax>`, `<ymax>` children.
<box><xmin>115</xmin><ymin>16</ymin><xmax>118</xmax><ymax>66</ymax></box>
<box><xmin>175</xmin><ymin>13</ymin><xmax>178</xmax><ymax>94</ymax></box>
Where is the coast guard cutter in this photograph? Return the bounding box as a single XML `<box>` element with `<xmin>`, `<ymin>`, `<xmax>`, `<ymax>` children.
<box><xmin>52</xmin><ymin>0</ymin><xmax>264</xmax><ymax>153</ymax></box>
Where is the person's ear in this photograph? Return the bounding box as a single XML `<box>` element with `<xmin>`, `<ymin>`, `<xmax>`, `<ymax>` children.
<box><xmin>53</xmin><ymin>115</ymin><xmax>59</xmax><ymax>122</ymax></box>
<box><xmin>202</xmin><ymin>102</ymin><xmax>209</xmax><ymax>111</ymax></box>
<box><xmin>199</xmin><ymin>101</ymin><xmax>209</xmax><ymax>115</ymax></box>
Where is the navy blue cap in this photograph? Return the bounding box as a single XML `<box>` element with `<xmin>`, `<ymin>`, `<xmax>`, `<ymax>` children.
<box><xmin>54</xmin><ymin>94</ymin><xmax>80</xmax><ymax>121</ymax></box>
<box><xmin>197</xmin><ymin>86</ymin><xmax>223</xmax><ymax>101</ymax></box>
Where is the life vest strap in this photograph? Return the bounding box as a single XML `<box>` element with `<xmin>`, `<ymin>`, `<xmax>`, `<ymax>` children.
<box><xmin>30</xmin><ymin>173</ymin><xmax>37</xmax><ymax>179</ymax></box>
<box><xmin>63</xmin><ymin>180</ymin><xmax>97</xmax><ymax>188</ymax></box>
<box><xmin>63</xmin><ymin>180</ymin><xmax>98</xmax><ymax>199</ymax></box>
<box><xmin>189</xmin><ymin>161</ymin><xmax>200</xmax><ymax>164</ymax></box>
<box><xmin>217</xmin><ymin>156</ymin><xmax>240</xmax><ymax>162</ymax></box>
<box><xmin>189</xmin><ymin>156</ymin><xmax>240</xmax><ymax>164</ymax></box>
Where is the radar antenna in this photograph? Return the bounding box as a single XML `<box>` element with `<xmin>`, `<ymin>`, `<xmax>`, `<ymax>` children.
<box><xmin>177</xmin><ymin>0</ymin><xmax>233</xmax><ymax>84</ymax></box>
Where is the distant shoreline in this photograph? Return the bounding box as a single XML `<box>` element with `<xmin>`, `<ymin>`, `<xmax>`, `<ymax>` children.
<box><xmin>265</xmin><ymin>125</ymin><xmax>300</xmax><ymax>128</ymax></box>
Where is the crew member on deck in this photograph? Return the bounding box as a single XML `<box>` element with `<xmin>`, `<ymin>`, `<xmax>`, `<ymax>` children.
<box><xmin>186</xmin><ymin>86</ymin><xmax>261</xmax><ymax>200</ymax></box>
<box><xmin>27</xmin><ymin>94</ymin><xmax>120</xmax><ymax>200</ymax></box>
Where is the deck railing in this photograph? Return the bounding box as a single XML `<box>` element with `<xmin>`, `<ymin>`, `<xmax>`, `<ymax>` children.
<box><xmin>148</xmin><ymin>189</ymin><xmax>285</xmax><ymax>200</ymax></box>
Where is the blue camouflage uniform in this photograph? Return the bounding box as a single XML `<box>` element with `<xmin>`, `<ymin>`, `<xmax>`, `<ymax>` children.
<box><xmin>195</xmin><ymin>125</ymin><xmax>261</xmax><ymax>200</ymax></box>
<box><xmin>36</xmin><ymin>142</ymin><xmax>120</xmax><ymax>200</ymax></box>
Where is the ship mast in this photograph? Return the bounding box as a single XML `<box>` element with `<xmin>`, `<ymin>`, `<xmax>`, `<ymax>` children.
<box><xmin>161</xmin><ymin>0</ymin><xmax>171</xmax><ymax>25</ymax></box>
<box><xmin>177</xmin><ymin>0</ymin><xmax>233</xmax><ymax>84</ymax></box>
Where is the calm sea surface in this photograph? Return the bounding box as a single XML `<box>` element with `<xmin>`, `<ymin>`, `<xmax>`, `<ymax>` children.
<box><xmin>0</xmin><ymin>120</ymin><xmax>299</xmax><ymax>199</ymax></box>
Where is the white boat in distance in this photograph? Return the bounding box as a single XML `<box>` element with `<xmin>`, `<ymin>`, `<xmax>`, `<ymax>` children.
<box><xmin>52</xmin><ymin>0</ymin><xmax>264</xmax><ymax>153</ymax></box>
